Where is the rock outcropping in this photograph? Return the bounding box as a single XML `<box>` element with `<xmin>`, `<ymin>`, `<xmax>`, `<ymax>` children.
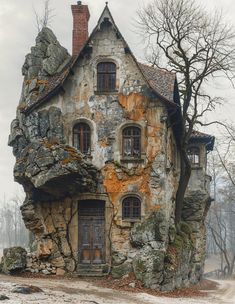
<box><xmin>8</xmin><ymin>28</ymin><xmax>102</xmax><ymax>275</ymax></box>
<box><xmin>8</xmin><ymin>26</ymin><xmax>211</xmax><ymax>291</ymax></box>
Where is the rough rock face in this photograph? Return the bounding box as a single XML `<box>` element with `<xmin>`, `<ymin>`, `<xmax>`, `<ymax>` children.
<box><xmin>111</xmin><ymin>195</ymin><xmax>210</xmax><ymax>291</ymax></box>
<box><xmin>8</xmin><ymin>27</ymin><xmax>103</xmax><ymax>277</ymax></box>
<box><xmin>8</xmin><ymin>105</ymin><xmax>101</xmax><ymax>274</ymax></box>
<box><xmin>0</xmin><ymin>247</ymin><xmax>27</xmax><ymax>274</ymax></box>
<box><xmin>20</xmin><ymin>27</ymin><xmax>71</xmax><ymax>109</ymax></box>
<box><xmin>8</xmin><ymin>24</ymin><xmax>211</xmax><ymax>291</ymax></box>
<box><xmin>22</xmin><ymin>27</ymin><xmax>70</xmax><ymax>79</ymax></box>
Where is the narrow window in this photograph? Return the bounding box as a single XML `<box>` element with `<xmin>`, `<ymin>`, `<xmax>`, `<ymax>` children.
<box><xmin>97</xmin><ymin>62</ymin><xmax>116</xmax><ymax>92</ymax></box>
<box><xmin>187</xmin><ymin>147</ymin><xmax>200</xmax><ymax>165</ymax></box>
<box><xmin>122</xmin><ymin>126</ymin><xmax>141</xmax><ymax>158</ymax></box>
<box><xmin>122</xmin><ymin>197</ymin><xmax>141</xmax><ymax>220</ymax></box>
<box><xmin>73</xmin><ymin>123</ymin><xmax>91</xmax><ymax>155</ymax></box>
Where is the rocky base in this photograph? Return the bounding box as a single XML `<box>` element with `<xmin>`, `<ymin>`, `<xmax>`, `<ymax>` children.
<box><xmin>26</xmin><ymin>252</ymin><xmax>65</xmax><ymax>276</ymax></box>
<box><xmin>110</xmin><ymin>190</ymin><xmax>210</xmax><ymax>291</ymax></box>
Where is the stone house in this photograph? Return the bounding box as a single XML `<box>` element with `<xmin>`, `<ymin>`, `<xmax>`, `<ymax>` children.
<box><xmin>8</xmin><ymin>2</ymin><xmax>214</xmax><ymax>290</ymax></box>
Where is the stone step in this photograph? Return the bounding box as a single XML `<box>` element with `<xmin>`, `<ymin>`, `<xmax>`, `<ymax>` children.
<box><xmin>75</xmin><ymin>263</ymin><xmax>109</xmax><ymax>277</ymax></box>
<box><xmin>74</xmin><ymin>272</ymin><xmax>108</xmax><ymax>277</ymax></box>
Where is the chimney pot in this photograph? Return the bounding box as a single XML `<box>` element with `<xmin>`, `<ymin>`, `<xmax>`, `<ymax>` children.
<box><xmin>77</xmin><ymin>1</ymin><xmax>82</xmax><ymax>5</ymax></box>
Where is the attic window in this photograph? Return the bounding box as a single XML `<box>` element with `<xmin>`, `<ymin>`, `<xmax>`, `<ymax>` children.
<box><xmin>73</xmin><ymin>123</ymin><xmax>91</xmax><ymax>155</ymax></box>
<box><xmin>100</xmin><ymin>17</ymin><xmax>112</xmax><ymax>30</ymax></box>
<box><xmin>187</xmin><ymin>147</ymin><xmax>200</xmax><ymax>166</ymax></box>
<box><xmin>97</xmin><ymin>62</ymin><xmax>116</xmax><ymax>92</ymax></box>
<box><xmin>122</xmin><ymin>197</ymin><xmax>141</xmax><ymax>220</ymax></box>
<box><xmin>122</xmin><ymin>126</ymin><xmax>141</xmax><ymax>158</ymax></box>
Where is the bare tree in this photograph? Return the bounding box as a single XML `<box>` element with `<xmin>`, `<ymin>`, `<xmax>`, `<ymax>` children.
<box><xmin>216</xmin><ymin>124</ymin><xmax>235</xmax><ymax>187</ymax></box>
<box><xmin>0</xmin><ymin>192</ymin><xmax>29</xmax><ymax>250</ymax></box>
<box><xmin>137</xmin><ymin>0</ymin><xmax>235</xmax><ymax>223</ymax></box>
<box><xmin>34</xmin><ymin>0</ymin><xmax>55</xmax><ymax>32</ymax></box>
<box><xmin>207</xmin><ymin>186</ymin><xmax>235</xmax><ymax>277</ymax></box>
<box><xmin>206</xmin><ymin>135</ymin><xmax>235</xmax><ymax>277</ymax></box>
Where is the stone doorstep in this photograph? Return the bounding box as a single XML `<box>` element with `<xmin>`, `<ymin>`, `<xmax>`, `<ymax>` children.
<box><xmin>75</xmin><ymin>263</ymin><xmax>110</xmax><ymax>277</ymax></box>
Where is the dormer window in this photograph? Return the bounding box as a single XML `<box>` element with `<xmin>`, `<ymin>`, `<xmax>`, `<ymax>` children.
<box><xmin>73</xmin><ymin>123</ymin><xmax>91</xmax><ymax>155</ymax></box>
<box><xmin>187</xmin><ymin>146</ymin><xmax>200</xmax><ymax>166</ymax></box>
<box><xmin>97</xmin><ymin>62</ymin><xmax>116</xmax><ymax>92</ymax></box>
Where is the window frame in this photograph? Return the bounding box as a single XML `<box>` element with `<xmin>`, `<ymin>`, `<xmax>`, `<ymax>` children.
<box><xmin>97</xmin><ymin>62</ymin><xmax>116</xmax><ymax>92</ymax></box>
<box><xmin>187</xmin><ymin>146</ymin><xmax>200</xmax><ymax>166</ymax></box>
<box><xmin>122</xmin><ymin>126</ymin><xmax>141</xmax><ymax>159</ymax></box>
<box><xmin>73</xmin><ymin>122</ymin><xmax>91</xmax><ymax>155</ymax></box>
<box><xmin>122</xmin><ymin>196</ymin><xmax>141</xmax><ymax>220</ymax></box>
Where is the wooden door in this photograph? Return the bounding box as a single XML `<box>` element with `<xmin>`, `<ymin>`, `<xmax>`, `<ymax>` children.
<box><xmin>78</xmin><ymin>200</ymin><xmax>105</xmax><ymax>264</ymax></box>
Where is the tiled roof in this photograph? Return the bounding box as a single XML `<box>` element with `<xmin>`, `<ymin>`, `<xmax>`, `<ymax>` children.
<box><xmin>138</xmin><ymin>63</ymin><xmax>176</xmax><ymax>104</ymax></box>
<box><xmin>22</xmin><ymin>5</ymin><xmax>178</xmax><ymax>113</ymax></box>
<box><xmin>23</xmin><ymin>60</ymin><xmax>74</xmax><ymax>113</ymax></box>
<box><xmin>24</xmin><ymin>59</ymin><xmax>177</xmax><ymax>113</ymax></box>
<box><xmin>189</xmin><ymin>130</ymin><xmax>215</xmax><ymax>151</ymax></box>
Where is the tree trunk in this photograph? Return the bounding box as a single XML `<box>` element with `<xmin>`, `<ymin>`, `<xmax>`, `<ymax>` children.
<box><xmin>175</xmin><ymin>146</ymin><xmax>191</xmax><ymax>223</ymax></box>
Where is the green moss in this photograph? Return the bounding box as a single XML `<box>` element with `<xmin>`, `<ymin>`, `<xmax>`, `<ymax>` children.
<box><xmin>111</xmin><ymin>262</ymin><xmax>132</xmax><ymax>279</ymax></box>
<box><xmin>180</xmin><ymin>221</ymin><xmax>192</xmax><ymax>236</ymax></box>
<box><xmin>134</xmin><ymin>259</ymin><xmax>146</xmax><ymax>280</ymax></box>
<box><xmin>114</xmin><ymin>160</ymin><xmax>122</xmax><ymax>168</ymax></box>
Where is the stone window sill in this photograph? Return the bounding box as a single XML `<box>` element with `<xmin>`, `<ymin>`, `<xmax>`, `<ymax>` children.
<box><xmin>122</xmin><ymin>218</ymin><xmax>141</xmax><ymax>223</ymax></box>
<box><xmin>120</xmin><ymin>158</ymin><xmax>144</xmax><ymax>164</ymax></box>
<box><xmin>94</xmin><ymin>90</ymin><xmax>118</xmax><ymax>95</ymax></box>
<box><xmin>191</xmin><ymin>166</ymin><xmax>203</xmax><ymax>170</ymax></box>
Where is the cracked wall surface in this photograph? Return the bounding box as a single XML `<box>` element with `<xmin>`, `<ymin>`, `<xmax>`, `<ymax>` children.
<box><xmin>8</xmin><ymin>17</ymin><xmax>211</xmax><ymax>290</ymax></box>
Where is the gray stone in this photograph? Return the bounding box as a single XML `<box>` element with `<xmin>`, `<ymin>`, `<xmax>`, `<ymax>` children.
<box><xmin>0</xmin><ymin>295</ymin><xmax>10</xmax><ymax>300</ymax></box>
<box><xmin>111</xmin><ymin>260</ymin><xmax>132</xmax><ymax>279</ymax></box>
<box><xmin>64</xmin><ymin>258</ymin><xmax>76</xmax><ymax>272</ymax></box>
<box><xmin>132</xmin><ymin>248</ymin><xmax>164</xmax><ymax>288</ymax></box>
<box><xmin>11</xmin><ymin>285</ymin><xmax>43</xmax><ymax>294</ymax></box>
<box><xmin>112</xmin><ymin>251</ymin><xmax>127</xmax><ymax>266</ymax></box>
<box><xmin>1</xmin><ymin>247</ymin><xmax>27</xmax><ymax>274</ymax></box>
<box><xmin>182</xmin><ymin>191</ymin><xmax>210</xmax><ymax>222</ymax></box>
<box><xmin>43</xmin><ymin>44</ymin><xmax>70</xmax><ymax>75</ymax></box>
<box><xmin>128</xmin><ymin>282</ymin><xmax>136</xmax><ymax>288</ymax></box>
<box><xmin>130</xmin><ymin>212</ymin><xmax>168</xmax><ymax>247</ymax></box>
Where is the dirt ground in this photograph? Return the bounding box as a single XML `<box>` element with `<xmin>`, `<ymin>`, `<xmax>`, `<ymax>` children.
<box><xmin>0</xmin><ymin>274</ymin><xmax>235</xmax><ymax>304</ymax></box>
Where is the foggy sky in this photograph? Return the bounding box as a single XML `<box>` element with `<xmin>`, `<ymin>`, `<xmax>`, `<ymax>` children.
<box><xmin>0</xmin><ymin>0</ymin><xmax>235</xmax><ymax>202</ymax></box>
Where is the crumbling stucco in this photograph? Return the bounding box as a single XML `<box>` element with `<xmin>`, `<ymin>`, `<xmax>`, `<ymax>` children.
<box><xmin>8</xmin><ymin>9</ymin><xmax>212</xmax><ymax>291</ymax></box>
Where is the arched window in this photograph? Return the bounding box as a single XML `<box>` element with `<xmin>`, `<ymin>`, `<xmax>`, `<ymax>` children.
<box><xmin>122</xmin><ymin>126</ymin><xmax>141</xmax><ymax>158</ymax></box>
<box><xmin>122</xmin><ymin>197</ymin><xmax>141</xmax><ymax>220</ymax></box>
<box><xmin>97</xmin><ymin>62</ymin><xmax>116</xmax><ymax>92</ymax></box>
<box><xmin>187</xmin><ymin>146</ymin><xmax>200</xmax><ymax>165</ymax></box>
<box><xmin>73</xmin><ymin>123</ymin><xmax>91</xmax><ymax>155</ymax></box>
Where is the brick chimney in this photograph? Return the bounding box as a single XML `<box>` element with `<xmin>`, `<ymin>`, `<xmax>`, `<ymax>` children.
<box><xmin>71</xmin><ymin>1</ymin><xmax>90</xmax><ymax>56</ymax></box>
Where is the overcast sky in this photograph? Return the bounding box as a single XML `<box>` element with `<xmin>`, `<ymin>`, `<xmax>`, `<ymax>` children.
<box><xmin>0</xmin><ymin>0</ymin><xmax>235</xmax><ymax>203</ymax></box>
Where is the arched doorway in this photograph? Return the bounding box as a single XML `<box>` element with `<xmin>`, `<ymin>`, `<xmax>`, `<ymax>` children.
<box><xmin>78</xmin><ymin>200</ymin><xmax>105</xmax><ymax>264</ymax></box>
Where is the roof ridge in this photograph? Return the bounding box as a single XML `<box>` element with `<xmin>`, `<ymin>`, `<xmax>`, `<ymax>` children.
<box><xmin>138</xmin><ymin>62</ymin><xmax>175</xmax><ymax>76</ymax></box>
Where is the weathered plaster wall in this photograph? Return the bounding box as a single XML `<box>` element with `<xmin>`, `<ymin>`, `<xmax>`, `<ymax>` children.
<box><xmin>33</xmin><ymin>23</ymin><xmax>179</xmax><ymax>263</ymax></box>
<box><xmin>8</xmin><ymin>22</ymin><xmax>211</xmax><ymax>291</ymax></box>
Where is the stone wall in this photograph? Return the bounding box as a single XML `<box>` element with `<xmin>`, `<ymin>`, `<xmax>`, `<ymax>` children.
<box><xmin>8</xmin><ymin>23</ymin><xmax>211</xmax><ymax>291</ymax></box>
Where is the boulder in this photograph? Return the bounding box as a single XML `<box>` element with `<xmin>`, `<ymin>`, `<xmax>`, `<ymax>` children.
<box><xmin>1</xmin><ymin>247</ymin><xmax>27</xmax><ymax>274</ymax></box>
<box><xmin>11</xmin><ymin>285</ymin><xmax>43</xmax><ymax>294</ymax></box>
<box><xmin>0</xmin><ymin>295</ymin><xmax>10</xmax><ymax>300</ymax></box>
<box><xmin>130</xmin><ymin>211</ymin><xmax>168</xmax><ymax>248</ymax></box>
<box><xmin>111</xmin><ymin>260</ymin><xmax>133</xmax><ymax>279</ymax></box>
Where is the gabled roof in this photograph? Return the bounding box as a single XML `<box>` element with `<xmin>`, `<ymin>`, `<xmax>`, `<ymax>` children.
<box><xmin>23</xmin><ymin>4</ymin><xmax>179</xmax><ymax>114</ymax></box>
<box><xmin>189</xmin><ymin>130</ymin><xmax>215</xmax><ymax>151</ymax></box>
<box><xmin>138</xmin><ymin>63</ymin><xmax>176</xmax><ymax>105</ymax></box>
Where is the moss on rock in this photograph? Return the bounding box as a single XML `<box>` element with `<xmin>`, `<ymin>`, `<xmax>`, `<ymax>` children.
<box><xmin>1</xmin><ymin>247</ymin><xmax>27</xmax><ymax>274</ymax></box>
